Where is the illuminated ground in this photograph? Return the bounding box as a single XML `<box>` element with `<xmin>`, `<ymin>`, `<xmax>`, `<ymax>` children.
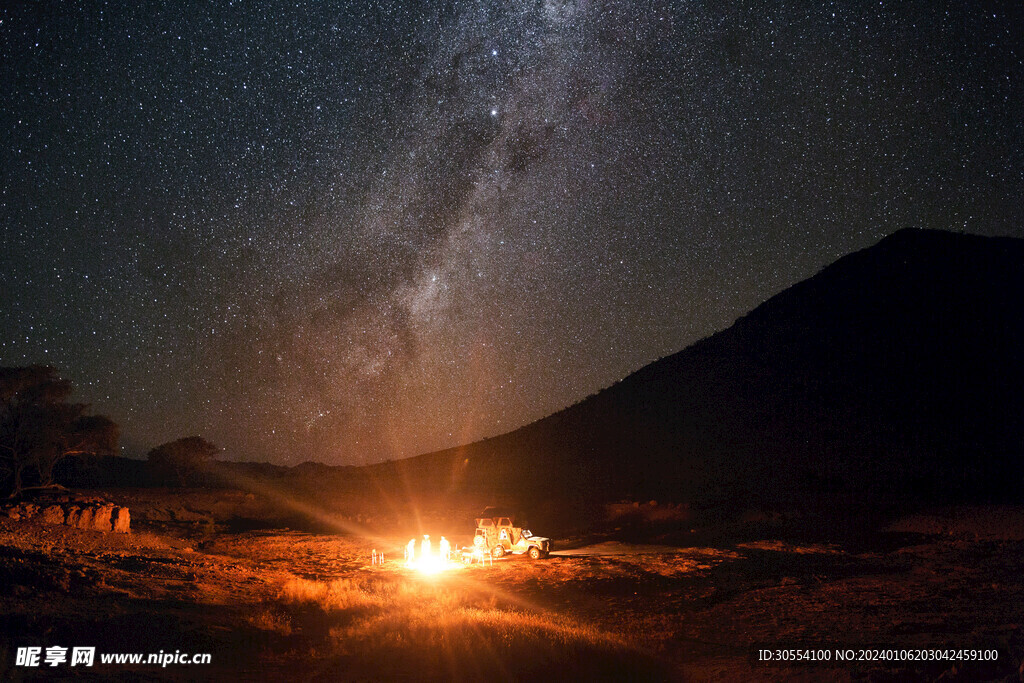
<box><xmin>1</xmin><ymin>507</ymin><xmax>1024</xmax><ymax>681</ymax></box>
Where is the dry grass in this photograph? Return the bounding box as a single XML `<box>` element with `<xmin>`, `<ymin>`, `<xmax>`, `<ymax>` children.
<box><xmin>280</xmin><ymin>577</ymin><xmax>383</xmax><ymax>611</ymax></box>
<box><xmin>248</xmin><ymin>608</ymin><xmax>293</xmax><ymax>635</ymax></box>
<box><xmin>269</xmin><ymin>571</ymin><xmax>669</xmax><ymax>680</ymax></box>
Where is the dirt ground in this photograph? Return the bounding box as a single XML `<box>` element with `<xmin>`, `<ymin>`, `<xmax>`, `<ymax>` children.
<box><xmin>2</xmin><ymin>499</ymin><xmax>1024</xmax><ymax>681</ymax></box>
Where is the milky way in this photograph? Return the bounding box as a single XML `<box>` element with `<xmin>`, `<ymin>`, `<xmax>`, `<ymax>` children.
<box><xmin>2</xmin><ymin>1</ymin><xmax>1021</xmax><ymax>464</ymax></box>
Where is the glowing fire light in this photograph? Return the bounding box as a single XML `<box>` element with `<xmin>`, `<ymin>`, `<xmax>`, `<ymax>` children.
<box><xmin>405</xmin><ymin>535</ymin><xmax>457</xmax><ymax>575</ymax></box>
<box><xmin>410</xmin><ymin>554</ymin><xmax>449</xmax><ymax>575</ymax></box>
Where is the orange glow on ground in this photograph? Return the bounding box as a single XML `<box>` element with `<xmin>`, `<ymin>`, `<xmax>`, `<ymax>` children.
<box><xmin>407</xmin><ymin>554</ymin><xmax>461</xmax><ymax>575</ymax></box>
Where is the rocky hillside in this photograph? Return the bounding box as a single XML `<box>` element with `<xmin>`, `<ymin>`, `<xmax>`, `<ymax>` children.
<box><xmin>364</xmin><ymin>228</ymin><xmax>1024</xmax><ymax>511</ymax></box>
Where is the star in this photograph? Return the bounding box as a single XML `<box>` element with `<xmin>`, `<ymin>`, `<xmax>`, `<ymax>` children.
<box><xmin>0</xmin><ymin>0</ymin><xmax>1018</xmax><ymax>465</ymax></box>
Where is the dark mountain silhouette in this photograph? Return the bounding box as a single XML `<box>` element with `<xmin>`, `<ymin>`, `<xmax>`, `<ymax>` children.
<box><xmin>363</xmin><ymin>228</ymin><xmax>1024</xmax><ymax>511</ymax></box>
<box><xmin>61</xmin><ymin>228</ymin><xmax>1023</xmax><ymax>526</ymax></box>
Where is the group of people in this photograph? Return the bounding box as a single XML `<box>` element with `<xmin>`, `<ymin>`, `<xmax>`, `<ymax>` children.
<box><xmin>405</xmin><ymin>534</ymin><xmax>451</xmax><ymax>564</ymax></box>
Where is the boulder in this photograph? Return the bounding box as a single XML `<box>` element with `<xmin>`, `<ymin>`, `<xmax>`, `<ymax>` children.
<box><xmin>76</xmin><ymin>507</ymin><xmax>95</xmax><ymax>530</ymax></box>
<box><xmin>64</xmin><ymin>506</ymin><xmax>82</xmax><ymax>527</ymax></box>
<box><xmin>93</xmin><ymin>504</ymin><xmax>115</xmax><ymax>532</ymax></box>
<box><xmin>111</xmin><ymin>507</ymin><xmax>131</xmax><ymax>533</ymax></box>
<box><xmin>41</xmin><ymin>505</ymin><xmax>65</xmax><ymax>525</ymax></box>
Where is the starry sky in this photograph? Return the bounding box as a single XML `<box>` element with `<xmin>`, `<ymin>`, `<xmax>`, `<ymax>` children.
<box><xmin>1</xmin><ymin>1</ymin><xmax>1021</xmax><ymax>465</ymax></box>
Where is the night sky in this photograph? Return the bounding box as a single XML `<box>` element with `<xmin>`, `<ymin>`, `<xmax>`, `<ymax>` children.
<box><xmin>1</xmin><ymin>1</ymin><xmax>1021</xmax><ymax>465</ymax></box>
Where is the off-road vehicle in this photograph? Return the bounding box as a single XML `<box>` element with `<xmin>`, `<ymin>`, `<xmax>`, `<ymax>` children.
<box><xmin>473</xmin><ymin>507</ymin><xmax>551</xmax><ymax>559</ymax></box>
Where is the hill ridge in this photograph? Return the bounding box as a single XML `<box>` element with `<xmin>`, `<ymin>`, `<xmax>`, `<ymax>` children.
<box><xmin>354</xmin><ymin>227</ymin><xmax>1024</xmax><ymax>510</ymax></box>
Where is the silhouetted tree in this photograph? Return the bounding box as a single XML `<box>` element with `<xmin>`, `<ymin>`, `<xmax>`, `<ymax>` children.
<box><xmin>147</xmin><ymin>436</ymin><xmax>220</xmax><ymax>487</ymax></box>
<box><xmin>0</xmin><ymin>366</ymin><xmax>120</xmax><ymax>497</ymax></box>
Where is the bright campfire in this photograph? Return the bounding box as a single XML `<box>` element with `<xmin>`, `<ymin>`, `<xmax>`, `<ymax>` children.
<box><xmin>405</xmin><ymin>534</ymin><xmax>455</xmax><ymax>574</ymax></box>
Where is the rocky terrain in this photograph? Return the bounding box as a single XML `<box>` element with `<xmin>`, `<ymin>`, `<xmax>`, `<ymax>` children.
<box><xmin>3</xmin><ymin>494</ymin><xmax>130</xmax><ymax>534</ymax></box>
<box><xmin>3</xmin><ymin>493</ymin><xmax>1024</xmax><ymax>681</ymax></box>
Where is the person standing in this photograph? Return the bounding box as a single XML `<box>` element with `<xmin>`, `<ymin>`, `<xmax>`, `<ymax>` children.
<box><xmin>439</xmin><ymin>536</ymin><xmax>450</xmax><ymax>563</ymax></box>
